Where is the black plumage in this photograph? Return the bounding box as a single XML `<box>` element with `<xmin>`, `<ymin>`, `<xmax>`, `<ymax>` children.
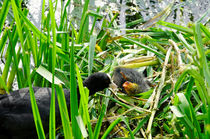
<box><xmin>112</xmin><ymin>67</ymin><xmax>150</xmax><ymax>96</ymax></box>
<box><xmin>0</xmin><ymin>72</ymin><xmax>111</xmax><ymax>139</ymax></box>
<box><xmin>83</xmin><ymin>72</ymin><xmax>111</xmax><ymax>96</ymax></box>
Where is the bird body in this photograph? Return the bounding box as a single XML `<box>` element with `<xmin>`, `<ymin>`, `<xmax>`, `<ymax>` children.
<box><xmin>0</xmin><ymin>87</ymin><xmax>65</xmax><ymax>139</ymax></box>
<box><xmin>112</xmin><ymin>67</ymin><xmax>150</xmax><ymax>96</ymax></box>
<box><xmin>0</xmin><ymin>72</ymin><xmax>111</xmax><ymax>139</ymax></box>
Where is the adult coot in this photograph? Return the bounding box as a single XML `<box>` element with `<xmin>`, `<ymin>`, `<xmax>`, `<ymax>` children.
<box><xmin>112</xmin><ymin>67</ymin><xmax>150</xmax><ymax>96</ymax></box>
<box><xmin>0</xmin><ymin>72</ymin><xmax>111</xmax><ymax>139</ymax></box>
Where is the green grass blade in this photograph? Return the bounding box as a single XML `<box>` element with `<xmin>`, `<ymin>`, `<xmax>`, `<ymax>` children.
<box><xmin>170</xmin><ymin>106</ymin><xmax>184</xmax><ymax>118</ymax></box>
<box><xmin>126</xmin><ymin>18</ymin><xmax>144</xmax><ymax>28</ymax></box>
<box><xmin>56</xmin><ymin>85</ymin><xmax>73</xmax><ymax>138</ymax></box>
<box><xmin>1</xmin><ymin>42</ymin><xmax>12</xmax><ymax>88</ymax></box>
<box><xmin>188</xmin><ymin>68</ymin><xmax>208</xmax><ymax>107</ymax></box>
<box><xmin>76</xmin><ymin>65</ymin><xmax>93</xmax><ymax>138</ymax></box>
<box><xmin>144</xmin><ymin>36</ymin><xmax>167</xmax><ymax>54</ymax></box>
<box><xmin>16</xmin><ymin>7</ymin><xmax>64</xmax><ymax>55</ymax></box>
<box><xmin>49</xmin><ymin>0</ymin><xmax>57</xmax><ymax>138</ymax></box>
<box><xmin>11</xmin><ymin>1</ymin><xmax>46</xmax><ymax>137</ymax></box>
<box><xmin>158</xmin><ymin>21</ymin><xmax>194</xmax><ymax>35</ymax></box>
<box><xmin>7</xmin><ymin>47</ymin><xmax>21</xmax><ymax>90</ymax></box>
<box><xmin>121</xmin><ymin>116</ymin><xmax>135</xmax><ymax>139</ymax></box>
<box><xmin>177</xmin><ymin>93</ymin><xmax>202</xmax><ymax>138</ymax></box>
<box><xmin>0</xmin><ymin>76</ymin><xmax>9</xmax><ymax>94</ymax></box>
<box><xmin>194</xmin><ymin>23</ymin><xmax>210</xmax><ymax>89</ymax></box>
<box><xmin>88</xmin><ymin>35</ymin><xmax>96</xmax><ymax>75</ymax></box>
<box><xmin>25</xmin><ymin>26</ymin><xmax>38</xmax><ymax>67</ymax></box>
<box><xmin>0</xmin><ymin>28</ymin><xmax>8</xmax><ymax>53</ymax></box>
<box><xmin>90</xmin><ymin>7</ymin><xmax>100</xmax><ymax>35</ymax></box>
<box><xmin>171</xmin><ymin>105</ymin><xmax>194</xmax><ymax>138</ymax></box>
<box><xmin>36</xmin><ymin>65</ymin><xmax>64</xmax><ymax>85</ymax></box>
<box><xmin>70</xmin><ymin>31</ymin><xmax>81</xmax><ymax>138</ymax></box>
<box><xmin>208</xmin><ymin>104</ymin><xmax>210</xmax><ymax>138</ymax></box>
<box><xmin>76</xmin><ymin>115</ymin><xmax>88</xmax><ymax>138</ymax></box>
<box><xmin>58</xmin><ymin>0</ymin><xmax>71</xmax><ymax>31</ymax></box>
<box><xmin>7</xmin><ymin>29</ymin><xmax>23</xmax><ymax>88</ymax></box>
<box><xmin>123</xmin><ymin>36</ymin><xmax>165</xmax><ymax>58</ymax></box>
<box><xmin>76</xmin><ymin>0</ymin><xmax>90</xmax><ymax>43</ymax></box>
<box><xmin>173</xmin><ymin>70</ymin><xmax>188</xmax><ymax>93</ymax></box>
<box><xmin>118</xmin><ymin>59</ymin><xmax>159</xmax><ymax>68</ymax></box>
<box><xmin>0</xmin><ymin>27</ymin><xmax>15</xmax><ymax>89</ymax></box>
<box><xmin>94</xmin><ymin>90</ymin><xmax>111</xmax><ymax>139</ymax></box>
<box><xmin>41</xmin><ymin>0</ymin><xmax>46</xmax><ymax>26</ymax></box>
<box><xmin>200</xmin><ymin>24</ymin><xmax>210</xmax><ymax>39</ymax></box>
<box><xmin>0</xmin><ymin>0</ymin><xmax>11</xmax><ymax>32</ymax></box>
<box><xmin>177</xmin><ymin>93</ymin><xmax>192</xmax><ymax>121</ymax></box>
<box><xmin>176</xmin><ymin>33</ymin><xmax>195</xmax><ymax>54</ymax></box>
<box><xmin>11</xmin><ymin>0</ymin><xmax>24</xmax><ymax>48</ymax></box>
<box><xmin>185</xmin><ymin>77</ymin><xmax>194</xmax><ymax>99</ymax></box>
<box><xmin>101</xmin><ymin>117</ymin><xmax>122</xmax><ymax>139</ymax></box>
<box><xmin>16</xmin><ymin>7</ymin><xmax>47</xmax><ymax>40</ymax></box>
<box><xmin>132</xmin><ymin>116</ymin><xmax>149</xmax><ymax>135</ymax></box>
<box><xmin>98</xmin><ymin>93</ymin><xmax>149</xmax><ymax>114</ymax></box>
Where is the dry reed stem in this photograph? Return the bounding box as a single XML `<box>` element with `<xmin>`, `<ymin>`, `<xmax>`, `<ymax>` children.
<box><xmin>146</xmin><ymin>46</ymin><xmax>172</xmax><ymax>138</ymax></box>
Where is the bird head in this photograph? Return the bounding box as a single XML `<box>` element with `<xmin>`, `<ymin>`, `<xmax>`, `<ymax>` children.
<box><xmin>122</xmin><ymin>81</ymin><xmax>143</xmax><ymax>96</ymax></box>
<box><xmin>83</xmin><ymin>72</ymin><xmax>112</xmax><ymax>95</ymax></box>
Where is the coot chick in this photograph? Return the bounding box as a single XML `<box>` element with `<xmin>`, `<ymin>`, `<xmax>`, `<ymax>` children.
<box><xmin>0</xmin><ymin>72</ymin><xmax>111</xmax><ymax>139</ymax></box>
<box><xmin>112</xmin><ymin>67</ymin><xmax>150</xmax><ymax>96</ymax></box>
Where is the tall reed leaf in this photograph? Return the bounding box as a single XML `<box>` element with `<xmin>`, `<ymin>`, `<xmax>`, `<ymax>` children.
<box><xmin>70</xmin><ymin>31</ymin><xmax>81</xmax><ymax>138</ymax></box>
<box><xmin>0</xmin><ymin>28</ymin><xmax>8</xmax><ymax>53</ymax></box>
<box><xmin>56</xmin><ymin>85</ymin><xmax>73</xmax><ymax>138</ymax></box>
<box><xmin>0</xmin><ymin>76</ymin><xmax>9</xmax><ymax>94</ymax></box>
<box><xmin>36</xmin><ymin>65</ymin><xmax>64</xmax><ymax>85</ymax></box>
<box><xmin>16</xmin><ymin>7</ymin><xmax>47</xmax><ymax>40</ymax></box>
<box><xmin>88</xmin><ymin>35</ymin><xmax>96</xmax><ymax>75</ymax></box>
<box><xmin>76</xmin><ymin>65</ymin><xmax>93</xmax><ymax>138</ymax></box>
<box><xmin>1</xmin><ymin>31</ymin><xmax>13</xmax><ymax>89</ymax></box>
<box><xmin>49</xmin><ymin>0</ymin><xmax>57</xmax><ymax>138</ymax></box>
<box><xmin>58</xmin><ymin>0</ymin><xmax>71</xmax><ymax>31</ymax></box>
<box><xmin>194</xmin><ymin>23</ymin><xmax>210</xmax><ymax>88</ymax></box>
<box><xmin>77</xmin><ymin>0</ymin><xmax>90</xmax><ymax>43</ymax></box>
<box><xmin>16</xmin><ymin>7</ymin><xmax>64</xmax><ymax>55</ymax></box>
<box><xmin>0</xmin><ymin>0</ymin><xmax>10</xmax><ymax>32</ymax></box>
<box><xmin>7</xmin><ymin>47</ymin><xmax>21</xmax><ymax>90</ymax></box>
<box><xmin>11</xmin><ymin>1</ymin><xmax>45</xmax><ymax>138</ymax></box>
<box><xmin>7</xmin><ymin>29</ymin><xmax>22</xmax><ymax>88</ymax></box>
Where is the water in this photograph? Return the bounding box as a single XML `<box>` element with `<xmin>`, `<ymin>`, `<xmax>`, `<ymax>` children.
<box><xmin>24</xmin><ymin>0</ymin><xmax>210</xmax><ymax>30</ymax></box>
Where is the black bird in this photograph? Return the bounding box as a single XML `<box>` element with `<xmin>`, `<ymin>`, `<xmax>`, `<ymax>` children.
<box><xmin>112</xmin><ymin>67</ymin><xmax>150</xmax><ymax>96</ymax></box>
<box><xmin>0</xmin><ymin>72</ymin><xmax>111</xmax><ymax>139</ymax></box>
